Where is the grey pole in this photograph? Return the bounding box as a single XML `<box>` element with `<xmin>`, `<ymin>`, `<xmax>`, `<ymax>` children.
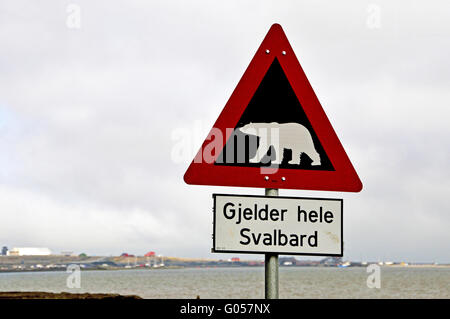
<box><xmin>265</xmin><ymin>188</ymin><xmax>279</xmax><ymax>299</ymax></box>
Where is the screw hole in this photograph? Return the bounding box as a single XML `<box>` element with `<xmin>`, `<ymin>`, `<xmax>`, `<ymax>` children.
<box><xmin>265</xmin><ymin>49</ymin><xmax>270</xmax><ymax>54</ymax></box>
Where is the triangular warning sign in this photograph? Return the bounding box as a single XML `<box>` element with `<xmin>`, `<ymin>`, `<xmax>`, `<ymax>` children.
<box><xmin>184</xmin><ymin>24</ymin><xmax>362</xmax><ymax>192</ymax></box>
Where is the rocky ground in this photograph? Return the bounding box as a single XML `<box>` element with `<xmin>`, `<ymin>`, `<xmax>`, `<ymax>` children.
<box><xmin>0</xmin><ymin>291</ymin><xmax>141</xmax><ymax>299</ymax></box>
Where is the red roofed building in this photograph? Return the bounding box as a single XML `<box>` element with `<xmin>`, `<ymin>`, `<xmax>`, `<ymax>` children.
<box><xmin>145</xmin><ymin>251</ymin><xmax>155</xmax><ymax>257</ymax></box>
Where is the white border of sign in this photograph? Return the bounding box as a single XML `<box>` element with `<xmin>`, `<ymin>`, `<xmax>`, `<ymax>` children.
<box><xmin>212</xmin><ymin>194</ymin><xmax>343</xmax><ymax>256</ymax></box>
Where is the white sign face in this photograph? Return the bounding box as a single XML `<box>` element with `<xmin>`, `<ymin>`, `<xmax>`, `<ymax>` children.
<box><xmin>213</xmin><ymin>194</ymin><xmax>343</xmax><ymax>256</ymax></box>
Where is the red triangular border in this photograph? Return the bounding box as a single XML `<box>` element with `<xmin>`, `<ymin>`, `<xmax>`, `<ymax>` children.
<box><xmin>184</xmin><ymin>24</ymin><xmax>362</xmax><ymax>192</ymax></box>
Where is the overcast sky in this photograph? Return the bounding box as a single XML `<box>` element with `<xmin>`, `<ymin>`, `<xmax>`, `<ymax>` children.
<box><xmin>0</xmin><ymin>1</ymin><xmax>449</xmax><ymax>262</ymax></box>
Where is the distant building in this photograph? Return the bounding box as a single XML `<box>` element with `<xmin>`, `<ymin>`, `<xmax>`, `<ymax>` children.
<box><xmin>1</xmin><ymin>246</ymin><xmax>7</xmax><ymax>256</ymax></box>
<box><xmin>7</xmin><ymin>247</ymin><xmax>52</xmax><ymax>256</ymax></box>
<box><xmin>145</xmin><ymin>251</ymin><xmax>155</xmax><ymax>257</ymax></box>
<box><xmin>60</xmin><ymin>251</ymin><xmax>75</xmax><ymax>256</ymax></box>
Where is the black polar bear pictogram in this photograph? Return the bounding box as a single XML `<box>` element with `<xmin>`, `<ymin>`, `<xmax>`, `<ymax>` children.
<box><xmin>238</xmin><ymin>122</ymin><xmax>321</xmax><ymax>166</ymax></box>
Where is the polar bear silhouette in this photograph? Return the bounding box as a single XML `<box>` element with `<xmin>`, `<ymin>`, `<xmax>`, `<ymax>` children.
<box><xmin>238</xmin><ymin>122</ymin><xmax>321</xmax><ymax>166</ymax></box>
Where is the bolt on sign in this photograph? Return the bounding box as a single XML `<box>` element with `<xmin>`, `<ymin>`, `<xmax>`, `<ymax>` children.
<box><xmin>184</xmin><ymin>23</ymin><xmax>362</xmax><ymax>192</ymax></box>
<box><xmin>213</xmin><ymin>194</ymin><xmax>343</xmax><ymax>256</ymax></box>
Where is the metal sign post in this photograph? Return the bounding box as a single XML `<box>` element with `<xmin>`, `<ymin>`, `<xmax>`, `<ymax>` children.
<box><xmin>265</xmin><ymin>188</ymin><xmax>279</xmax><ymax>299</ymax></box>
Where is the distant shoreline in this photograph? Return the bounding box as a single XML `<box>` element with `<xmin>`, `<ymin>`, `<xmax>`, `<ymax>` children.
<box><xmin>1</xmin><ymin>255</ymin><xmax>449</xmax><ymax>273</ymax></box>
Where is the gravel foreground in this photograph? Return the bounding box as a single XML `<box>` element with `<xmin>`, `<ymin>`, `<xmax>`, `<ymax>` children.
<box><xmin>0</xmin><ymin>291</ymin><xmax>142</xmax><ymax>299</ymax></box>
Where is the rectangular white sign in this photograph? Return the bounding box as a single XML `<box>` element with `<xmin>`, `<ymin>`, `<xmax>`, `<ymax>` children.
<box><xmin>213</xmin><ymin>194</ymin><xmax>343</xmax><ymax>256</ymax></box>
